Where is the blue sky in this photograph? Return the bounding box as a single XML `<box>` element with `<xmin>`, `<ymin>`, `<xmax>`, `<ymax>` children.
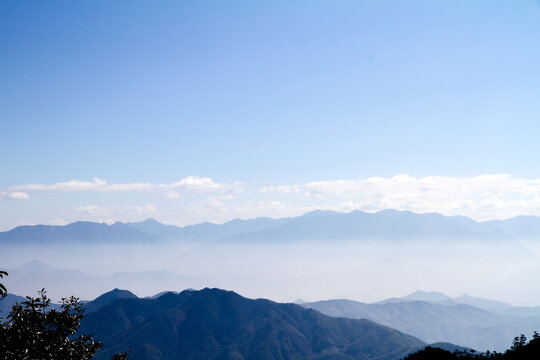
<box><xmin>1</xmin><ymin>1</ymin><xmax>540</xmax><ymax>229</ymax></box>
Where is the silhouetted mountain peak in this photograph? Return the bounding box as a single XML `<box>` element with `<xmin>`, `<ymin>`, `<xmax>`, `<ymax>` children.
<box><xmin>377</xmin><ymin>208</ymin><xmax>413</xmax><ymax>215</ymax></box>
<box><xmin>147</xmin><ymin>290</ymin><xmax>180</xmax><ymax>299</ymax></box>
<box><xmin>453</xmin><ymin>294</ymin><xmax>514</xmax><ymax>311</ymax></box>
<box><xmin>81</xmin><ymin>288</ymin><xmax>425</xmax><ymax>360</ymax></box>
<box><xmin>101</xmin><ymin>288</ymin><xmax>137</xmax><ymax>298</ymax></box>
<box><xmin>84</xmin><ymin>288</ymin><xmax>138</xmax><ymax>313</ymax></box>
<box><xmin>299</xmin><ymin>209</ymin><xmax>338</xmax><ymax>218</ymax></box>
<box><xmin>186</xmin><ymin>287</ymin><xmax>239</xmax><ymax>301</ymax></box>
<box><xmin>302</xmin><ymin>296</ymin><xmax>523</xmax><ymax>352</ymax></box>
<box><xmin>66</xmin><ymin>220</ymin><xmax>107</xmax><ymax>228</ymax></box>
<box><xmin>142</xmin><ymin>218</ymin><xmax>160</xmax><ymax>224</ymax></box>
<box><xmin>15</xmin><ymin>260</ymin><xmax>56</xmax><ymax>273</ymax></box>
<box><xmin>3</xmin><ymin>208</ymin><xmax>536</xmax><ymax>246</ymax></box>
<box><xmin>405</xmin><ymin>290</ymin><xmax>453</xmax><ymax>302</ymax></box>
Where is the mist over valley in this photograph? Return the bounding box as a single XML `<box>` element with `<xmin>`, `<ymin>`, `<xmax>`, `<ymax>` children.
<box><xmin>2</xmin><ymin>209</ymin><xmax>540</xmax><ymax>307</ymax></box>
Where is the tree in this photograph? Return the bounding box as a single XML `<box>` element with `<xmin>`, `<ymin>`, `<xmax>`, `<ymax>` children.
<box><xmin>0</xmin><ymin>273</ymin><xmax>128</xmax><ymax>359</ymax></box>
<box><xmin>404</xmin><ymin>332</ymin><xmax>540</xmax><ymax>359</ymax></box>
<box><xmin>403</xmin><ymin>346</ymin><xmax>457</xmax><ymax>360</ymax></box>
<box><xmin>0</xmin><ymin>271</ymin><xmax>7</xmax><ymax>299</ymax></box>
<box><xmin>510</xmin><ymin>334</ymin><xmax>527</xmax><ymax>351</ymax></box>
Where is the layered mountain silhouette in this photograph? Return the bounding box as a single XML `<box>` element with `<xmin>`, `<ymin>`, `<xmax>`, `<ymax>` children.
<box><xmin>302</xmin><ymin>292</ymin><xmax>540</xmax><ymax>352</ymax></box>
<box><xmin>376</xmin><ymin>290</ymin><xmax>513</xmax><ymax>312</ymax></box>
<box><xmin>0</xmin><ymin>221</ymin><xmax>155</xmax><ymax>245</ymax></box>
<box><xmin>79</xmin><ymin>288</ymin><xmax>426</xmax><ymax>360</ymax></box>
<box><xmin>128</xmin><ymin>217</ymin><xmax>291</xmax><ymax>243</ymax></box>
<box><xmin>6</xmin><ymin>284</ymin><xmax>538</xmax><ymax>356</ymax></box>
<box><xmin>483</xmin><ymin>215</ymin><xmax>540</xmax><ymax>240</ymax></box>
<box><xmin>83</xmin><ymin>288</ymin><xmax>138</xmax><ymax>313</ymax></box>
<box><xmin>220</xmin><ymin>210</ymin><xmax>514</xmax><ymax>243</ymax></box>
<box><xmin>4</xmin><ymin>209</ymin><xmax>540</xmax><ymax>245</ymax></box>
<box><xmin>377</xmin><ymin>290</ymin><xmax>455</xmax><ymax>305</ymax></box>
<box><xmin>0</xmin><ymin>216</ymin><xmax>291</xmax><ymax>245</ymax></box>
<box><xmin>2</xmin><ymin>261</ymin><xmax>213</xmax><ymax>301</ymax></box>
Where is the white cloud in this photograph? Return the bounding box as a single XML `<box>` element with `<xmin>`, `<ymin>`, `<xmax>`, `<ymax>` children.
<box><xmin>161</xmin><ymin>190</ymin><xmax>182</xmax><ymax>199</ymax></box>
<box><xmin>230</xmin><ymin>201</ymin><xmax>295</xmax><ymax>215</ymax></box>
<box><xmin>261</xmin><ymin>174</ymin><xmax>540</xmax><ymax>220</ymax></box>
<box><xmin>260</xmin><ymin>185</ymin><xmax>301</xmax><ymax>194</ymax></box>
<box><xmin>75</xmin><ymin>205</ymin><xmax>111</xmax><ymax>217</ymax></box>
<box><xmin>171</xmin><ymin>176</ymin><xmax>242</xmax><ymax>193</ymax></box>
<box><xmin>186</xmin><ymin>198</ymin><xmax>229</xmax><ymax>217</ymax></box>
<box><xmin>74</xmin><ymin>204</ymin><xmax>158</xmax><ymax>223</ymax></box>
<box><xmin>185</xmin><ymin>197</ymin><xmax>305</xmax><ymax>222</ymax></box>
<box><xmin>0</xmin><ymin>191</ymin><xmax>29</xmax><ymax>200</ymax></box>
<box><xmin>7</xmin><ymin>176</ymin><xmax>241</xmax><ymax>197</ymax></box>
<box><xmin>8</xmin><ymin>174</ymin><xmax>540</xmax><ymax>225</ymax></box>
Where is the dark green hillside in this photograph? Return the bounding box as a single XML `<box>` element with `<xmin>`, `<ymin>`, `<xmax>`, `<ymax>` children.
<box><xmin>81</xmin><ymin>288</ymin><xmax>425</xmax><ymax>360</ymax></box>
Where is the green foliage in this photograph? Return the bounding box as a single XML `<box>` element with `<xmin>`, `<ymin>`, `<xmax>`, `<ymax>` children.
<box><xmin>510</xmin><ymin>334</ymin><xmax>527</xmax><ymax>351</ymax></box>
<box><xmin>0</xmin><ymin>271</ymin><xmax>7</xmax><ymax>299</ymax></box>
<box><xmin>0</xmin><ymin>289</ymin><xmax>103</xmax><ymax>359</ymax></box>
<box><xmin>0</xmin><ymin>273</ymin><xmax>129</xmax><ymax>360</ymax></box>
<box><xmin>404</xmin><ymin>346</ymin><xmax>457</xmax><ymax>360</ymax></box>
<box><xmin>110</xmin><ymin>352</ymin><xmax>130</xmax><ymax>360</ymax></box>
<box><xmin>403</xmin><ymin>332</ymin><xmax>540</xmax><ymax>359</ymax></box>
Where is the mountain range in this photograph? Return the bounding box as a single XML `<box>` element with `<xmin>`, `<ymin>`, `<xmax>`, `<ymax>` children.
<box><xmin>0</xmin><ymin>260</ymin><xmax>213</xmax><ymax>301</ymax></box>
<box><xmin>3</xmin><ymin>209</ymin><xmax>540</xmax><ymax>245</ymax></box>
<box><xmin>302</xmin><ymin>291</ymin><xmax>540</xmax><ymax>352</ymax></box>
<box><xmin>78</xmin><ymin>288</ymin><xmax>426</xmax><ymax>360</ymax></box>
<box><xmin>5</xmin><ymin>285</ymin><xmax>537</xmax><ymax>356</ymax></box>
<box><xmin>4</xmin><ymin>209</ymin><xmax>540</xmax><ymax>356</ymax></box>
<box><xmin>376</xmin><ymin>290</ymin><xmax>514</xmax><ymax>312</ymax></box>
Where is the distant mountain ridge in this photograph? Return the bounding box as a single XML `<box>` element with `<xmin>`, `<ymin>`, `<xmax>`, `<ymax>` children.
<box><xmin>4</xmin><ymin>286</ymin><xmax>536</xmax><ymax>355</ymax></box>
<box><xmin>79</xmin><ymin>288</ymin><xmax>426</xmax><ymax>360</ymax></box>
<box><xmin>376</xmin><ymin>290</ymin><xmax>514</xmax><ymax>312</ymax></box>
<box><xmin>4</xmin><ymin>209</ymin><xmax>540</xmax><ymax>246</ymax></box>
<box><xmin>303</xmin><ymin>291</ymin><xmax>540</xmax><ymax>352</ymax></box>
<box><xmin>2</xmin><ymin>260</ymin><xmax>213</xmax><ymax>301</ymax></box>
<box><xmin>0</xmin><ymin>216</ymin><xmax>292</xmax><ymax>245</ymax></box>
<box><xmin>0</xmin><ymin>221</ymin><xmax>154</xmax><ymax>245</ymax></box>
<box><xmin>221</xmin><ymin>209</ymin><xmax>514</xmax><ymax>243</ymax></box>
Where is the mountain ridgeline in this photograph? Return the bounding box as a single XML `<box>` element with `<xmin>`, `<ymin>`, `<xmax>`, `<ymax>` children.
<box><xmin>0</xmin><ymin>260</ymin><xmax>212</xmax><ymax>303</ymax></box>
<box><xmin>2</xmin><ymin>209</ymin><xmax>539</xmax><ymax>245</ymax></box>
<box><xmin>79</xmin><ymin>288</ymin><xmax>426</xmax><ymax>360</ymax></box>
<box><xmin>302</xmin><ymin>297</ymin><xmax>540</xmax><ymax>352</ymax></box>
<box><xmin>299</xmin><ymin>290</ymin><xmax>540</xmax><ymax>353</ymax></box>
<box><xmin>6</xmin><ymin>285</ymin><xmax>540</xmax><ymax>358</ymax></box>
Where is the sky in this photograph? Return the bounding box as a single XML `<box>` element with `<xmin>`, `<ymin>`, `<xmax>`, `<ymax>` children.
<box><xmin>1</xmin><ymin>0</ymin><xmax>540</xmax><ymax>230</ymax></box>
